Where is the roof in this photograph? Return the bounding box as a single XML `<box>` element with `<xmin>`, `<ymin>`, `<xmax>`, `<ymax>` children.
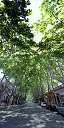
<box><xmin>53</xmin><ymin>84</ymin><xmax>64</xmax><ymax>92</ymax></box>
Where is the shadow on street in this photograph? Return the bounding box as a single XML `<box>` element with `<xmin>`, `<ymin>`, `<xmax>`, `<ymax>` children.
<box><xmin>0</xmin><ymin>101</ymin><xmax>64</xmax><ymax>128</ymax></box>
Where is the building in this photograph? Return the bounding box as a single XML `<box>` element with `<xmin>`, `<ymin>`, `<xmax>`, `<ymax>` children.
<box><xmin>0</xmin><ymin>75</ymin><xmax>19</xmax><ymax>105</ymax></box>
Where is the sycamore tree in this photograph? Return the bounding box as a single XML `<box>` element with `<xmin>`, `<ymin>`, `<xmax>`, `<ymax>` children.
<box><xmin>33</xmin><ymin>0</ymin><xmax>64</xmax><ymax>57</ymax></box>
<box><xmin>0</xmin><ymin>0</ymin><xmax>35</xmax><ymax>97</ymax></box>
<box><xmin>0</xmin><ymin>0</ymin><xmax>35</xmax><ymax>68</ymax></box>
<box><xmin>30</xmin><ymin>0</ymin><xmax>64</xmax><ymax>95</ymax></box>
<box><xmin>0</xmin><ymin>0</ymin><xmax>34</xmax><ymax>48</ymax></box>
<box><xmin>0</xmin><ymin>0</ymin><xmax>64</xmax><ymax>99</ymax></box>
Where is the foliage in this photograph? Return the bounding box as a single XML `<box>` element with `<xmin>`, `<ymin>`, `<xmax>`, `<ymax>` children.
<box><xmin>33</xmin><ymin>0</ymin><xmax>64</xmax><ymax>57</ymax></box>
<box><xmin>0</xmin><ymin>0</ymin><xmax>35</xmax><ymax>51</ymax></box>
<box><xmin>0</xmin><ymin>0</ymin><xmax>64</xmax><ymax>99</ymax></box>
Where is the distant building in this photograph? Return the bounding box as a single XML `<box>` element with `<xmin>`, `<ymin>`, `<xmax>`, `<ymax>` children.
<box><xmin>53</xmin><ymin>84</ymin><xmax>64</xmax><ymax>103</ymax></box>
<box><xmin>53</xmin><ymin>84</ymin><xmax>64</xmax><ymax>95</ymax></box>
<box><xmin>0</xmin><ymin>75</ymin><xmax>19</xmax><ymax>104</ymax></box>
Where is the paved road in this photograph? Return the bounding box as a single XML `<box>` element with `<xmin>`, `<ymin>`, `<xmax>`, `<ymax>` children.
<box><xmin>0</xmin><ymin>101</ymin><xmax>64</xmax><ymax>128</ymax></box>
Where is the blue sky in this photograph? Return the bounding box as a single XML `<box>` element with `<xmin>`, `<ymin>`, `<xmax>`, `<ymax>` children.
<box><xmin>28</xmin><ymin>0</ymin><xmax>43</xmax><ymax>43</ymax></box>
<box><xmin>28</xmin><ymin>0</ymin><xmax>42</xmax><ymax>24</ymax></box>
<box><xmin>0</xmin><ymin>69</ymin><xmax>4</xmax><ymax>78</ymax></box>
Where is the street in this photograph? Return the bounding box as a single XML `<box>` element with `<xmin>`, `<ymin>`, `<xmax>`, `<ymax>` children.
<box><xmin>0</xmin><ymin>101</ymin><xmax>64</xmax><ymax>128</ymax></box>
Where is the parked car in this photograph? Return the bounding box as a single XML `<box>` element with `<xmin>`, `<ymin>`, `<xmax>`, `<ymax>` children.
<box><xmin>46</xmin><ymin>102</ymin><xmax>57</xmax><ymax>111</ymax></box>
<box><xmin>41</xmin><ymin>102</ymin><xmax>46</xmax><ymax>107</ymax></box>
<box><xmin>57</xmin><ymin>102</ymin><xmax>64</xmax><ymax>115</ymax></box>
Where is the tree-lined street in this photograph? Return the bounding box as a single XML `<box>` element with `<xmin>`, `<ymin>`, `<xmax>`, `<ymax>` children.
<box><xmin>0</xmin><ymin>0</ymin><xmax>64</xmax><ymax>127</ymax></box>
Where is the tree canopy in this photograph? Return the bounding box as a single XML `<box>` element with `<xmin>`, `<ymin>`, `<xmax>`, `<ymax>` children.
<box><xmin>33</xmin><ymin>0</ymin><xmax>64</xmax><ymax>57</ymax></box>
<box><xmin>0</xmin><ymin>0</ymin><xmax>35</xmax><ymax>51</ymax></box>
<box><xmin>0</xmin><ymin>0</ymin><xmax>64</xmax><ymax>99</ymax></box>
